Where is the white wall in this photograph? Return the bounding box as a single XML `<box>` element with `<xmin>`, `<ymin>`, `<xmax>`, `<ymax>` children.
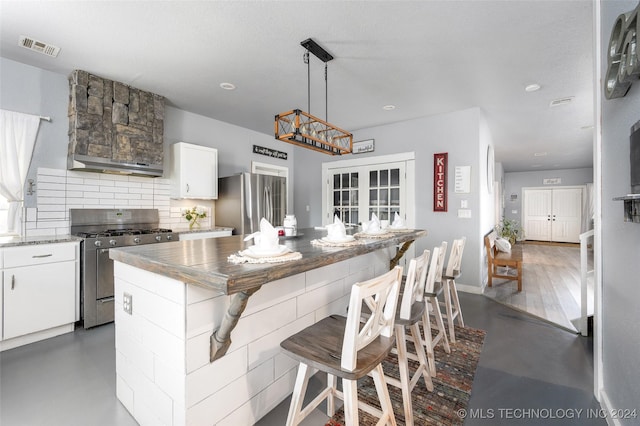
<box><xmin>599</xmin><ymin>1</ymin><xmax>640</xmax><ymax>421</ymax></box>
<box><xmin>503</xmin><ymin>168</ymin><xmax>593</xmax><ymax>223</ymax></box>
<box><xmin>0</xmin><ymin>58</ymin><xmax>295</xmax><ymax>217</ymax></box>
<box><xmin>292</xmin><ymin>107</ymin><xmax>494</xmax><ymax>291</ymax></box>
<box><xmin>0</xmin><ymin>58</ymin><xmax>69</xmax><ymax>208</ymax></box>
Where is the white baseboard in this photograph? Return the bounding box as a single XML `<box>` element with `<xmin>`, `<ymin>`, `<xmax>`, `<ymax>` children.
<box><xmin>456</xmin><ymin>282</ymin><xmax>485</xmax><ymax>294</ymax></box>
<box><xmin>0</xmin><ymin>323</ymin><xmax>75</xmax><ymax>352</ymax></box>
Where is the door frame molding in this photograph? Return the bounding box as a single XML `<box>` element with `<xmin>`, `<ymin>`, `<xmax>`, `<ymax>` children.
<box><xmin>321</xmin><ymin>152</ymin><xmax>416</xmax><ymax>227</ymax></box>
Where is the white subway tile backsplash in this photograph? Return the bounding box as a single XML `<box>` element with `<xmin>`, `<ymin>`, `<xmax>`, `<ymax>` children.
<box><xmin>37</xmin><ymin>175</ymin><xmax>67</xmax><ymax>184</ymax></box>
<box><xmin>83</xmin><ymin>191</ymin><xmax>111</xmax><ymax>199</ymax></box>
<box><xmin>65</xmin><ymin>191</ymin><xmax>84</xmax><ymax>198</ymax></box>
<box><xmin>100</xmin><ymin>186</ymin><xmax>129</xmax><ymax>193</ymax></box>
<box><xmin>66</xmin><ymin>184</ymin><xmax>97</xmax><ymax>191</ymax></box>
<box><xmin>26</xmin><ymin>208</ymin><xmax>37</xmax><ymax>222</ymax></box>
<box><xmin>66</xmin><ymin>177</ymin><xmax>83</xmax><ymax>185</ymax></box>
<box><xmin>83</xmin><ymin>178</ymin><xmax>103</xmax><ymax>186</ymax></box>
<box><xmin>131</xmin><ymin>188</ymin><xmax>154</xmax><ymax>195</ymax></box>
<box><xmin>38</xmin><ymin>182</ymin><xmax>66</xmax><ymax>191</ymax></box>
<box><xmin>81</xmin><ymin>199</ymin><xmax>101</xmax><ymax>205</ymax></box>
<box><xmin>36</xmin><ymin>197</ymin><xmax>66</xmax><ymax>205</ymax></box>
<box><xmin>37</xmin><ymin>211</ymin><xmax>66</xmax><ymax>220</ymax></box>
<box><xmin>37</xmin><ymin>204</ymin><xmax>66</xmax><ymax>212</ymax></box>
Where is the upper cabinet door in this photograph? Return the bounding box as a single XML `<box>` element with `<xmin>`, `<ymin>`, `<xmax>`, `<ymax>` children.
<box><xmin>170</xmin><ymin>142</ymin><xmax>218</xmax><ymax>199</ymax></box>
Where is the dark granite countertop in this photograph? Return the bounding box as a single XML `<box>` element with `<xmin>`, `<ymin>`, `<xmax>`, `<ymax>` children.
<box><xmin>109</xmin><ymin>228</ymin><xmax>426</xmax><ymax>295</ymax></box>
<box><xmin>0</xmin><ymin>234</ymin><xmax>82</xmax><ymax>248</ymax></box>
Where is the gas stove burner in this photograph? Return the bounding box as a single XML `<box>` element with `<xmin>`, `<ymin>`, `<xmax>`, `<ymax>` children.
<box><xmin>75</xmin><ymin>228</ymin><xmax>174</xmax><ymax>238</ymax></box>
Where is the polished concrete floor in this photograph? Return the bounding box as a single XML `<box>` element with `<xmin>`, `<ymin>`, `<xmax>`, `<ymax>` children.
<box><xmin>1</xmin><ymin>293</ymin><xmax>604</xmax><ymax>425</ymax></box>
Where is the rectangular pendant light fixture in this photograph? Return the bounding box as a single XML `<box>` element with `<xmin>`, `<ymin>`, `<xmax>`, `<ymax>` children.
<box><xmin>275</xmin><ymin>38</ymin><xmax>353</xmax><ymax>155</ymax></box>
<box><xmin>275</xmin><ymin>109</ymin><xmax>353</xmax><ymax>155</ymax></box>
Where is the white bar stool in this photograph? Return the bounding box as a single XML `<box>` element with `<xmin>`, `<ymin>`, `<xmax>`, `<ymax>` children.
<box><xmin>441</xmin><ymin>237</ymin><xmax>466</xmax><ymax>343</ymax></box>
<box><xmin>419</xmin><ymin>242</ymin><xmax>451</xmax><ymax>376</ymax></box>
<box><xmin>280</xmin><ymin>266</ymin><xmax>403</xmax><ymax>426</ymax></box>
<box><xmin>382</xmin><ymin>250</ymin><xmax>434</xmax><ymax>426</ymax></box>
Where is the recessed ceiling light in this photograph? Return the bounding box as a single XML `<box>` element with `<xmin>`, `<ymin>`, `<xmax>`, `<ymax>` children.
<box><xmin>534</xmin><ymin>152</ymin><xmax>548</xmax><ymax>157</ymax></box>
<box><xmin>382</xmin><ymin>105</ymin><xmax>396</xmax><ymax>110</ymax></box>
<box><xmin>525</xmin><ymin>83</ymin><xmax>541</xmax><ymax>92</ymax></box>
<box><xmin>220</xmin><ymin>82</ymin><xmax>236</xmax><ymax>90</ymax></box>
<box><xmin>531</xmin><ymin>164</ymin><xmax>542</xmax><ymax>168</ymax></box>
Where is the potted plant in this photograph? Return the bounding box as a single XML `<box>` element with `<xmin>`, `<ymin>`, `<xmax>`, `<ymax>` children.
<box><xmin>495</xmin><ymin>218</ymin><xmax>524</xmax><ymax>245</ymax></box>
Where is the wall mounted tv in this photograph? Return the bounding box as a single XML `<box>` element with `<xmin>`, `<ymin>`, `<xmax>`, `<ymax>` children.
<box><xmin>632</xmin><ymin>119</ymin><xmax>640</xmax><ymax>194</ymax></box>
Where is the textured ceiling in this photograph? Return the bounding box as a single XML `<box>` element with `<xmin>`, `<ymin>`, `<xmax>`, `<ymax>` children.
<box><xmin>0</xmin><ymin>0</ymin><xmax>595</xmax><ymax>172</ymax></box>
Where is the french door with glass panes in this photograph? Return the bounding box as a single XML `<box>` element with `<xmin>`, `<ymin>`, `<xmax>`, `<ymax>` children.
<box><xmin>328</xmin><ymin>162</ymin><xmax>406</xmax><ymax>226</ymax></box>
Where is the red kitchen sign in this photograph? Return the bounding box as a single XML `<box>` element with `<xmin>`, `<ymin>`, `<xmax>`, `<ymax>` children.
<box><xmin>433</xmin><ymin>153</ymin><xmax>448</xmax><ymax>212</ymax></box>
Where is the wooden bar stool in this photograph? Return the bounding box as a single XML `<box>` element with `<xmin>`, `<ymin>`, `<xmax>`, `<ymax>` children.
<box><xmin>371</xmin><ymin>251</ymin><xmax>434</xmax><ymax>426</ymax></box>
<box><xmin>441</xmin><ymin>237</ymin><xmax>466</xmax><ymax>343</ymax></box>
<box><xmin>420</xmin><ymin>243</ymin><xmax>451</xmax><ymax>376</ymax></box>
<box><xmin>280</xmin><ymin>266</ymin><xmax>403</xmax><ymax>426</ymax></box>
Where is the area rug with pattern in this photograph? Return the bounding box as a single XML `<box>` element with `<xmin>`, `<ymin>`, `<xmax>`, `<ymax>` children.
<box><xmin>325</xmin><ymin>325</ymin><xmax>486</xmax><ymax>426</ymax></box>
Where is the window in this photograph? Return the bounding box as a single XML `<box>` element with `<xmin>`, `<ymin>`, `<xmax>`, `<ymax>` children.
<box><xmin>0</xmin><ymin>194</ymin><xmax>8</xmax><ymax>234</ymax></box>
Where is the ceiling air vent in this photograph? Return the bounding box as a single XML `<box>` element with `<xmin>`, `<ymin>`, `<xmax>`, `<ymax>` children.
<box><xmin>18</xmin><ymin>35</ymin><xmax>60</xmax><ymax>57</ymax></box>
<box><xmin>549</xmin><ymin>96</ymin><xmax>574</xmax><ymax>107</ymax></box>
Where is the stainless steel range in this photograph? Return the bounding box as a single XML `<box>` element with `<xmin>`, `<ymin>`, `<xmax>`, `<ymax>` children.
<box><xmin>70</xmin><ymin>209</ymin><xmax>177</xmax><ymax>328</ymax></box>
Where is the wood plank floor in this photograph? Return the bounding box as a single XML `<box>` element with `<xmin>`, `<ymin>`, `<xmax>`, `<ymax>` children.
<box><xmin>483</xmin><ymin>241</ymin><xmax>594</xmax><ymax>333</ymax></box>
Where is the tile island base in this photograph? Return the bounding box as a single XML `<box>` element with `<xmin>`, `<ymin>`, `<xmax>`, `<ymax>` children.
<box><xmin>114</xmin><ymin>248</ymin><xmax>394</xmax><ymax>425</ymax></box>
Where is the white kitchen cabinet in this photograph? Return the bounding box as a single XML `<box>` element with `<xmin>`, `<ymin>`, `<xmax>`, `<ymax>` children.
<box><xmin>170</xmin><ymin>142</ymin><xmax>218</xmax><ymax>199</ymax></box>
<box><xmin>178</xmin><ymin>229</ymin><xmax>232</xmax><ymax>240</ymax></box>
<box><xmin>1</xmin><ymin>242</ymin><xmax>78</xmax><ymax>344</ymax></box>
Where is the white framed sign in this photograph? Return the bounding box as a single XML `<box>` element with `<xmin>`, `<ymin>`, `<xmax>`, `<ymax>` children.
<box><xmin>352</xmin><ymin>139</ymin><xmax>375</xmax><ymax>154</ymax></box>
<box><xmin>454</xmin><ymin>166</ymin><xmax>471</xmax><ymax>193</ymax></box>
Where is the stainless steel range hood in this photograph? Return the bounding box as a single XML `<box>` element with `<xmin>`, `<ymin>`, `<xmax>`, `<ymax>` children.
<box><xmin>68</xmin><ymin>154</ymin><xmax>163</xmax><ymax>177</ymax></box>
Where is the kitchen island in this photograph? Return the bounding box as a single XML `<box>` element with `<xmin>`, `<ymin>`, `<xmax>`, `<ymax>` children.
<box><xmin>110</xmin><ymin>228</ymin><xmax>425</xmax><ymax>426</ymax></box>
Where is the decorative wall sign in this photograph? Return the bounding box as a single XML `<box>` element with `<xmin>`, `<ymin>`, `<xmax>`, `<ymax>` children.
<box><xmin>604</xmin><ymin>2</ymin><xmax>640</xmax><ymax>99</ymax></box>
<box><xmin>454</xmin><ymin>166</ymin><xmax>471</xmax><ymax>193</ymax></box>
<box><xmin>253</xmin><ymin>145</ymin><xmax>288</xmax><ymax>160</ymax></box>
<box><xmin>434</xmin><ymin>152</ymin><xmax>448</xmax><ymax>212</ymax></box>
<box><xmin>543</xmin><ymin>177</ymin><xmax>562</xmax><ymax>185</ymax></box>
<box><xmin>352</xmin><ymin>139</ymin><xmax>375</xmax><ymax>154</ymax></box>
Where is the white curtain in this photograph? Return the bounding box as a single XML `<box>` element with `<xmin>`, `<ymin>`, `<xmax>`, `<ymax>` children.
<box><xmin>581</xmin><ymin>183</ymin><xmax>594</xmax><ymax>233</ymax></box>
<box><xmin>0</xmin><ymin>109</ymin><xmax>41</xmax><ymax>235</ymax></box>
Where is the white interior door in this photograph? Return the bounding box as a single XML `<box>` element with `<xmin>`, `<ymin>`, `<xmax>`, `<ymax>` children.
<box><xmin>551</xmin><ymin>188</ymin><xmax>582</xmax><ymax>243</ymax></box>
<box><xmin>327</xmin><ymin>162</ymin><xmax>405</xmax><ymax>226</ymax></box>
<box><xmin>523</xmin><ymin>187</ymin><xmax>583</xmax><ymax>243</ymax></box>
<box><xmin>523</xmin><ymin>189</ymin><xmax>552</xmax><ymax>241</ymax></box>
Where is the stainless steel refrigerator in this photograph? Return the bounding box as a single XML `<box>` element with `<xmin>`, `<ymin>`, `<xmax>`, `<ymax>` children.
<box><xmin>215</xmin><ymin>172</ymin><xmax>287</xmax><ymax>235</ymax></box>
